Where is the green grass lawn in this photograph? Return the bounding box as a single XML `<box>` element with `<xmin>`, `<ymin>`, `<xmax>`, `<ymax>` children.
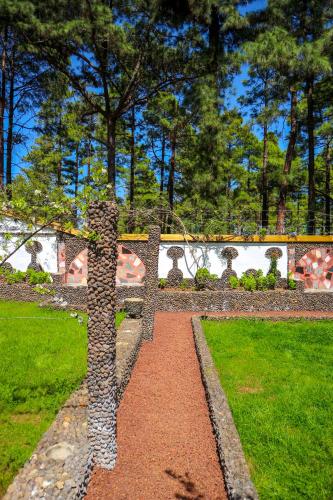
<box><xmin>202</xmin><ymin>319</ymin><xmax>333</xmax><ymax>500</ymax></box>
<box><xmin>0</xmin><ymin>300</ymin><xmax>125</xmax><ymax>496</ymax></box>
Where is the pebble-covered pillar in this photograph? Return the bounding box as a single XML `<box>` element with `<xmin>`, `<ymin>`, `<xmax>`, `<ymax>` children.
<box><xmin>142</xmin><ymin>225</ymin><xmax>161</xmax><ymax>341</ymax></box>
<box><xmin>87</xmin><ymin>201</ymin><xmax>118</xmax><ymax>470</ymax></box>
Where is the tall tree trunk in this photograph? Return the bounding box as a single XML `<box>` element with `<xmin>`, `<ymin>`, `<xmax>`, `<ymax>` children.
<box><xmin>306</xmin><ymin>76</ymin><xmax>316</xmax><ymax>234</ymax></box>
<box><xmin>209</xmin><ymin>4</ymin><xmax>224</xmax><ymax>110</ymax></box>
<box><xmin>167</xmin><ymin>129</ymin><xmax>176</xmax><ymax>232</ymax></box>
<box><xmin>226</xmin><ymin>177</ymin><xmax>232</xmax><ymax>233</ymax></box>
<box><xmin>6</xmin><ymin>45</ymin><xmax>15</xmax><ymax>197</ymax></box>
<box><xmin>73</xmin><ymin>143</ymin><xmax>79</xmax><ymax>226</ymax></box>
<box><xmin>107</xmin><ymin>117</ymin><xmax>116</xmax><ymax>198</ymax></box>
<box><xmin>86</xmin><ymin>136</ymin><xmax>91</xmax><ymax>185</ymax></box>
<box><xmin>57</xmin><ymin>160</ymin><xmax>62</xmax><ymax>186</ymax></box>
<box><xmin>160</xmin><ymin>133</ymin><xmax>166</xmax><ymax>232</ymax></box>
<box><xmin>160</xmin><ymin>133</ymin><xmax>165</xmax><ymax>194</ymax></box>
<box><xmin>261</xmin><ymin>122</ymin><xmax>269</xmax><ymax>228</ymax></box>
<box><xmin>128</xmin><ymin>108</ymin><xmax>135</xmax><ymax>232</ymax></box>
<box><xmin>87</xmin><ymin>148</ymin><xmax>91</xmax><ymax>185</ymax></box>
<box><xmin>209</xmin><ymin>4</ymin><xmax>220</xmax><ymax>71</ymax></box>
<box><xmin>0</xmin><ymin>28</ymin><xmax>7</xmax><ymax>189</ymax></box>
<box><xmin>325</xmin><ymin>143</ymin><xmax>331</xmax><ymax>235</ymax></box>
<box><xmin>247</xmin><ymin>160</ymin><xmax>251</xmax><ymax>191</ymax></box>
<box><xmin>74</xmin><ymin>143</ymin><xmax>79</xmax><ymax>198</ymax></box>
<box><xmin>57</xmin><ymin>115</ymin><xmax>62</xmax><ymax>187</ymax></box>
<box><xmin>276</xmin><ymin>89</ymin><xmax>298</xmax><ymax>234</ymax></box>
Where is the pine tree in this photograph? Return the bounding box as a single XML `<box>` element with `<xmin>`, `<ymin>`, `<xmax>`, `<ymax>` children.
<box><xmin>17</xmin><ymin>0</ymin><xmax>201</xmax><ymax>198</ymax></box>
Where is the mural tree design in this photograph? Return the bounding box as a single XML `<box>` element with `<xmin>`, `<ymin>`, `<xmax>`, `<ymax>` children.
<box><xmin>25</xmin><ymin>240</ymin><xmax>43</xmax><ymax>271</ymax></box>
<box><xmin>221</xmin><ymin>247</ymin><xmax>238</xmax><ymax>285</ymax></box>
<box><xmin>167</xmin><ymin>246</ymin><xmax>184</xmax><ymax>286</ymax></box>
<box><xmin>265</xmin><ymin>247</ymin><xmax>282</xmax><ymax>278</ymax></box>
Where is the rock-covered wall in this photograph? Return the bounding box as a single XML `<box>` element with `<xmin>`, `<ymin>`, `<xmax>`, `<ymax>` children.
<box><xmin>141</xmin><ymin>226</ymin><xmax>161</xmax><ymax>340</ymax></box>
<box><xmin>62</xmin><ymin>237</ymin><xmax>333</xmax><ymax>290</ymax></box>
<box><xmin>0</xmin><ymin>283</ymin><xmax>144</xmax><ymax>309</ymax></box>
<box><xmin>155</xmin><ymin>289</ymin><xmax>333</xmax><ymax>312</ymax></box>
<box><xmin>87</xmin><ymin>201</ymin><xmax>118</xmax><ymax>470</ymax></box>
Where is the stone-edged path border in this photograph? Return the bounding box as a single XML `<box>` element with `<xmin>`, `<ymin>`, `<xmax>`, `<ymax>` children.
<box><xmin>192</xmin><ymin>316</ymin><xmax>258</xmax><ymax>500</ymax></box>
<box><xmin>86</xmin><ymin>312</ymin><xmax>227</xmax><ymax>499</ymax></box>
<box><xmin>4</xmin><ymin>318</ymin><xmax>142</xmax><ymax>500</ymax></box>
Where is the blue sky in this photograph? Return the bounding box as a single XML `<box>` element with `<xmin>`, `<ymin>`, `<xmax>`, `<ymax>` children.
<box><xmin>12</xmin><ymin>0</ymin><xmax>271</xmax><ymax>181</ymax></box>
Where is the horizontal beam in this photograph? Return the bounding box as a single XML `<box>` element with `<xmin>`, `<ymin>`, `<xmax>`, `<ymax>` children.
<box><xmin>118</xmin><ymin>234</ymin><xmax>333</xmax><ymax>243</ymax></box>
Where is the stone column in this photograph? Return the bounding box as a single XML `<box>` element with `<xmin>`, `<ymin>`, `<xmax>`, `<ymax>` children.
<box><xmin>87</xmin><ymin>201</ymin><xmax>118</xmax><ymax>470</ymax></box>
<box><xmin>142</xmin><ymin>225</ymin><xmax>161</xmax><ymax>341</ymax></box>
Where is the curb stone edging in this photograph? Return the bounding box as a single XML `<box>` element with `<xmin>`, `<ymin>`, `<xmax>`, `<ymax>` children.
<box><xmin>192</xmin><ymin>316</ymin><xmax>258</xmax><ymax>500</ymax></box>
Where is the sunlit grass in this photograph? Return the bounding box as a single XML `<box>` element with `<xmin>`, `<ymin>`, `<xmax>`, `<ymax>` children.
<box><xmin>203</xmin><ymin>318</ymin><xmax>333</xmax><ymax>500</ymax></box>
<box><xmin>0</xmin><ymin>300</ymin><xmax>124</xmax><ymax>495</ymax></box>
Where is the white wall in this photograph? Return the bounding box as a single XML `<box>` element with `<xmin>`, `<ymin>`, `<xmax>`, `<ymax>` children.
<box><xmin>0</xmin><ymin>218</ymin><xmax>58</xmax><ymax>273</ymax></box>
<box><xmin>158</xmin><ymin>242</ymin><xmax>288</xmax><ymax>279</ymax></box>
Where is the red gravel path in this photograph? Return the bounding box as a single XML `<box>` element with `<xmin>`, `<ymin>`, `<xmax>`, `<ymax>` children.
<box><xmin>86</xmin><ymin>310</ymin><xmax>333</xmax><ymax>499</ymax></box>
<box><xmin>86</xmin><ymin>312</ymin><xmax>227</xmax><ymax>500</ymax></box>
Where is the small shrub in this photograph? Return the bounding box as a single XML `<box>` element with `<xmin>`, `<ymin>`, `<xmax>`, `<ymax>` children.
<box><xmin>179</xmin><ymin>279</ymin><xmax>190</xmax><ymax>290</ymax></box>
<box><xmin>229</xmin><ymin>275</ymin><xmax>239</xmax><ymax>289</ymax></box>
<box><xmin>268</xmin><ymin>256</ymin><xmax>278</xmax><ymax>277</ymax></box>
<box><xmin>240</xmin><ymin>272</ymin><xmax>256</xmax><ymax>292</ymax></box>
<box><xmin>1</xmin><ymin>268</ymin><xmax>51</xmax><ymax>285</ymax></box>
<box><xmin>5</xmin><ymin>270</ymin><xmax>26</xmax><ymax>284</ymax></box>
<box><xmin>195</xmin><ymin>268</ymin><xmax>218</xmax><ymax>290</ymax></box>
<box><xmin>288</xmin><ymin>272</ymin><xmax>297</xmax><ymax>290</ymax></box>
<box><xmin>158</xmin><ymin>278</ymin><xmax>167</xmax><ymax>289</ymax></box>
<box><xmin>32</xmin><ymin>284</ymin><xmax>55</xmax><ymax>295</ymax></box>
<box><xmin>256</xmin><ymin>274</ymin><xmax>268</xmax><ymax>291</ymax></box>
<box><xmin>86</xmin><ymin>230</ymin><xmax>102</xmax><ymax>242</ymax></box>
<box><xmin>26</xmin><ymin>269</ymin><xmax>52</xmax><ymax>285</ymax></box>
<box><xmin>267</xmin><ymin>273</ymin><xmax>277</xmax><ymax>289</ymax></box>
<box><xmin>259</xmin><ymin>228</ymin><xmax>267</xmax><ymax>239</ymax></box>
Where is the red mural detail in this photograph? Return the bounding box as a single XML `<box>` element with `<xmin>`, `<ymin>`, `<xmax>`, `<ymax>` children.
<box><xmin>65</xmin><ymin>245</ymin><xmax>145</xmax><ymax>286</ymax></box>
<box><xmin>58</xmin><ymin>242</ymin><xmax>66</xmax><ymax>278</ymax></box>
<box><xmin>66</xmin><ymin>248</ymin><xmax>88</xmax><ymax>285</ymax></box>
<box><xmin>291</xmin><ymin>248</ymin><xmax>333</xmax><ymax>290</ymax></box>
<box><xmin>116</xmin><ymin>244</ymin><xmax>145</xmax><ymax>285</ymax></box>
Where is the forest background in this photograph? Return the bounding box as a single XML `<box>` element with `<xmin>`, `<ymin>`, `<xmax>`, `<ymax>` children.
<box><xmin>0</xmin><ymin>0</ymin><xmax>332</xmax><ymax>235</ymax></box>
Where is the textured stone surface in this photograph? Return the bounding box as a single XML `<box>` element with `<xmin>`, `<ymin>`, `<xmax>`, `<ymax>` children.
<box><xmin>4</xmin><ymin>318</ymin><xmax>142</xmax><ymax>500</ymax></box>
<box><xmin>220</xmin><ymin>247</ymin><xmax>238</xmax><ymax>286</ymax></box>
<box><xmin>25</xmin><ymin>240</ymin><xmax>44</xmax><ymax>271</ymax></box>
<box><xmin>155</xmin><ymin>289</ymin><xmax>333</xmax><ymax>312</ymax></box>
<box><xmin>192</xmin><ymin>316</ymin><xmax>258</xmax><ymax>499</ymax></box>
<box><xmin>1</xmin><ymin>283</ymin><xmax>331</xmax><ymax>313</ymax></box>
<box><xmin>0</xmin><ymin>283</ymin><xmax>145</xmax><ymax>309</ymax></box>
<box><xmin>87</xmin><ymin>201</ymin><xmax>118</xmax><ymax>470</ymax></box>
<box><xmin>141</xmin><ymin>226</ymin><xmax>161</xmax><ymax>341</ymax></box>
<box><xmin>166</xmin><ymin>246</ymin><xmax>184</xmax><ymax>286</ymax></box>
<box><xmin>124</xmin><ymin>298</ymin><xmax>144</xmax><ymax>318</ymax></box>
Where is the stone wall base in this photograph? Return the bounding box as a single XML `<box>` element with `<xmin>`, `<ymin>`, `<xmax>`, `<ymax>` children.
<box><xmin>0</xmin><ymin>285</ymin><xmax>332</xmax><ymax>313</ymax></box>
<box><xmin>155</xmin><ymin>290</ymin><xmax>333</xmax><ymax>312</ymax></box>
<box><xmin>0</xmin><ymin>284</ymin><xmax>144</xmax><ymax>309</ymax></box>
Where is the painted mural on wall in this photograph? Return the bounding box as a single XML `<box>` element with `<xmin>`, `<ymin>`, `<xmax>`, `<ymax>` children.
<box><xmin>65</xmin><ymin>245</ymin><xmax>145</xmax><ymax>285</ymax></box>
<box><xmin>116</xmin><ymin>244</ymin><xmax>145</xmax><ymax>285</ymax></box>
<box><xmin>290</xmin><ymin>247</ymin><xmax>333</xmax><ymax>290</ymax></box>
<box><xmin>158</xmin><ymin>243</ymin><xmax>289</xmax><ymax>279</ymax></box>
